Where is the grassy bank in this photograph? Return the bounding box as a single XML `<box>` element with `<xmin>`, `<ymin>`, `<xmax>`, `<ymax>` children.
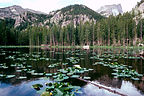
<box><xmin>0</xmin><ymin>45</ymin><xmax>144</xmax><ymax>49</ymax></box>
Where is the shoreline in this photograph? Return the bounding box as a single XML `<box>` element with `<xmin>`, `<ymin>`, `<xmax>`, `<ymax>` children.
<box><xmin>0</xmin><ymin>45</ymin><xmax>144</xmax><ymax>49</ymax></box>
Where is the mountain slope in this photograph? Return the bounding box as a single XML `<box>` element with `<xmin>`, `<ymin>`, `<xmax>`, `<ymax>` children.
<box><xmin>134</xmin><ymin>1</ymin><xmax>144</xmax><ymax>18</ymax></box>
<box><xmin>0</xmin><ymin>5</ymin><xmax>48</xmax><ymax>27</ymax></box>
<box><xmin>0</xmin><ymin>4</ymin><xmax>104</xmax><ymax>28</ymax></box>
<box><xmin>45</xmin><ymin>4</ymin><xmax>104</xmax><ymax>27</ymax></box>
<box><xmin>60</xmin><ymin>4</ymin><xmax>103</xmax><ymax>20</ymax></box>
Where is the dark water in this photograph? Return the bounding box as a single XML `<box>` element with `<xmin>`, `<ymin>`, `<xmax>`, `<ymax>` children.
<box><xmin>0</xmin><ymin>47</ymin><xmax>144</xmax><ymax>96</ymax></box>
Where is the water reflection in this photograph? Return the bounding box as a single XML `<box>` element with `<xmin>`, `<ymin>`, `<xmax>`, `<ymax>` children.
<box><xmin>0</xmin><ymin>47</ymin><xmax>144</xmax><ymax>96</ymax></box>
<box><xmin>81</xmin><ymin>84</ymin><xmax>118</xmax><ymax>96</ymax></box>
<box><xmin>0</xmin><ymin>78</ymin><xmax>52</xmax><ymax>96</ymax></box>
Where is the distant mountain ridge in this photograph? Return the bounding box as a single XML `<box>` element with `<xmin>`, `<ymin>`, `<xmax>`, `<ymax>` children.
<box><xmin>134</xmin><ymin>1</ymin><xmax>144</xmax><ymax>18</ymax></box>
<box><xmin>0</xmin><ymin>4</ymin><xmax>104</xmax><ymax>28</ymax></box>
<box><xmin>47</xmin><ymin>4</ymin><xmax>104</xmax><ymax>27</ymax></box>
<box><xmin>0</xmin><ymin>5</ymin><xmax>48</xmax><ymax>27</ymax></box>
<box><xmin>96</xmin><ymin>4</ymin><xmax>123</xmax><ymax>17</ymax></box>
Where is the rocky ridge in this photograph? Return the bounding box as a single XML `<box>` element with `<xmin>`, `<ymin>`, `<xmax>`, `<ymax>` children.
<box><xmin>96</xmin><ymin>4</ymin><xmax>123</xmax><ymax>17</ymax></box>
<box><xmin>0</xmin><ymin>4</ymin><xmax>103</xmax><ymax>28</ymax></box>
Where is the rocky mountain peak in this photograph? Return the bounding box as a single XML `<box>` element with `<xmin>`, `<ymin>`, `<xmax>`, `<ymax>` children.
<box><xmin>136</xmin><ymin>2</ymin><xmax>144</xmax><ymax>18</ymax></box>
<box><xmin>96</xmin><ymin>4</ymin><xmax>123</xmax><ymax>17</ymax></box>
<box><xmin>45</xmin><ymin>4</ymin><xmax>103</xmax><ymax>27</ymax></box>
<box><xmin>132</xmin><ymin>1</ymin><xmax>144</xmax><ymax>19</ymax></box>
<box><xmin>0</xmin><ymin>4</ymin><xmax>104</xmax><ymax>29</ymax></box>
<box><xmin>0</xmin><ymin>5</ymin><xmax>48</xmax><ymax>27</ymax></box>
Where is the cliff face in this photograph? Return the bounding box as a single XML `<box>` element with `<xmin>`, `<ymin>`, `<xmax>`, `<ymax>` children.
<box><xmin>96</xmin><ymin>4</ymin><xmax>123</xmax><ymax>17</ymax></box>
<box><xmin>0</xmin><ymin>5</ymin><xmax>48</xmax><ymax>27</ymax></box>
<box><xmin>135</xmin><ymin>2</ymin><xmax>144</xmax><ymax>18</ymax></box>
<box><xmin>0</xmin><ymin>4</ymin><xmax>104</xmax><ymax>28</ymax></box>
<box><xmin>132</xmin><ymin>2</ymin><xmax>144</xmax><ymax>25</ymax></box>
<box><xmin>45</xmin><ymin>4</ymin><xmax>104</xmax><ymax>27</ymax></box>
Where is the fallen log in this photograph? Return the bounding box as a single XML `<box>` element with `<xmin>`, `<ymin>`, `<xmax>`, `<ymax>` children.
<box><xmin>77</xmin><ymin>78</ymin><xmax>127</xmax><ymax>96</ymax></box>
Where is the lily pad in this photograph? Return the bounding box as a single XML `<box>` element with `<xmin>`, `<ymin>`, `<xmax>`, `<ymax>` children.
<box><xmin>45</xmin><ymin>73</ymin><xmax>53</xmax><ymax>77</ymax></box>
<box><xmin>6</xmin><ymin>75</ymin><xmax>15</xmax><ymax>79</ymax></box>
<box><xmin>54</xmin><ymin>78</ymin><xmax>64</xmax><ymax>82</ymax></box>
<box><xmin>18</xmin><ymin>76</ymin><xmax>27</xmax><ymax>79</ymax></box>
<box><xmin>41</xmin><ymin>92</ymin><xmax>51</xmax><ymax>96</ymax></box>
<box><xmin>131</xmin><ymin>77</ymin><xmax>140</xmax><ymax>81</ymax></box>
<box><xmin>32</xmin><ymin>84</ymin><xmax>43</xmax><ymax>90</ymax></box>
<box><xmin>71</xmin><ymin>75</ymin><xmax>80</xmax><ymax>78</ymax></box>
<box><xmin>83</xmin><ymin>76</ymin><xmax>91</xmax><ymax>80</ymax></box>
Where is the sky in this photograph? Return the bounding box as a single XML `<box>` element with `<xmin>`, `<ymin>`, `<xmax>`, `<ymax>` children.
<box><xmin>0</xmin><ymin>0</ymin><xmax>141</xmax><ymax>13</ymax></box>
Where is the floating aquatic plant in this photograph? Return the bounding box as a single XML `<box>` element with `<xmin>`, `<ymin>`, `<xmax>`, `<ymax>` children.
<box><xmin>94</xmin><ymin>61</ymin><xmax>143</xmax><ymax>80</ymax></box>
<box><xmin>66</xmin><ymin>57</ymin><xmax>80</xmax><ymax>64</ymax></box>
<box><xmin>32</xmin><ymin>82</ymin><xmax>82</xmax><ymax>96</ymax></box>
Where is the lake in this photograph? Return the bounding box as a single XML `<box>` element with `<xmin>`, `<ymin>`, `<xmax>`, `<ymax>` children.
<box><xmin>0</xmin><ymin>47</ymin><xmax>144</xmax><ymax>96</ymax></box>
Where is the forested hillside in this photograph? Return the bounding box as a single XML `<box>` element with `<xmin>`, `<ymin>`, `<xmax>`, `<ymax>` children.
<box><xmin>0</xmin><ymin>4</ymin><xmax>143</xmax><ymax>46</ymax></box>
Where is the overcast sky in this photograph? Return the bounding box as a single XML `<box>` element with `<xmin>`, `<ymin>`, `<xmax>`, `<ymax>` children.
<box><xmin>0</xmin><ymin>0</ymin><xmax>141</xmax><ymax>13</ymax></box>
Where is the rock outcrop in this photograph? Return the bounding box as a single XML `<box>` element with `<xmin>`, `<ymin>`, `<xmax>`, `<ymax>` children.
<box><xmin>0</xmin><ymin>4</ymin><xmax>103</xmax><ymax>28</ymax></box>
<box><xmin>96</xmin><ymin>4</ymin><xmax>123</xmax><ymax>17</ymax></box>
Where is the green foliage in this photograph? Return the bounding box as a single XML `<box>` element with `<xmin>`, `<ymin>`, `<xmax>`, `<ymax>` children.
<box><xmin>0</xmin><ymin>9</ymin><xmax>143</xmax><ymax>46</ymax></box>
<box><xmin>0</xmin><ymin>18</ymin><xmax>17</xmax><ymax>45</ymax></box>
<box><xmin>61</xmin><ymin>4</ymin><xmax>104</xmax><ymax>20</ymax></box>
<box><xmin>137</xmin><ymin>0</ymin><xmax>144</xmax><ymax>7</ymax></box>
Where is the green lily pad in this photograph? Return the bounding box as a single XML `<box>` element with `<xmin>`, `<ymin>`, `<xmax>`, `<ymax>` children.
<box><xmin>83</xmin><ymin>76</ymin><xmax>91</xmax><ymax>80</ymax></box>
<box><xmin>131</xmin><ymin>77</ymin><xmax>140</xmax><ymax>81</ymax></box>
<box><xmin>77</xmin><ymin>70</ymin><xmax>84</xmax><ymax>74</ymax></box>
<box><xmin>48</xmin><ymin>65</ymin><xmax>55</xmax><ymax>68</ymax></box>
<box><xmin>53</xmin><ymin>75</ymin><xmax>58</xmax><ymax>78</ymax></box>
<box><xmin>18</xmin><ymin>76</ymin><xmax>27</xmax><ymax>79</ymax></box>
<box><xmin>67</xmin><ymin>72</ymin><xmax>74</xmax><ymax>76</ymax></box>
<box><xmin>41</xmin><ymin>92</ymin><xmax>51</xmax><ymax>96</ymax></box>
<box><xmin>71</xmin><ymin>75</ymin><xmax>80</xmax><ymax>78</ymax></box>
<box><xmin>16</xmin><ymin>70</ymin><xmax>22</xmax><ymax>72</ymax></box>
<box><xmin>76</xmin><ymin>90</ymin><xmax>83</xmax><ymax>94</ymax></box>
<box><xmin>32</xmin><ymin>84</ymin><xmax>43</xmax><ymax>90</ymax></box>
<box><xmin>54</xmin><ymin>78</ymin><xmax>64</xmax><ymax>82</ymax></box>
<box><xmin>63</xmin><ymin>76</ymin><xmax>69</xmax><ymax>80</ymax></box>
<box><xmin>53</xmin><ymin>88</ymin><xmax>63</xmax><ymax>96</ymax></box>
<box><xmin>46</xmin><ymin>86</ymin><xmax>55</xmax><ymax>91</ymax></box>
<box><xmin>6</xmin><ymin>75</ymin><xmax>15</xmax><ymax>79</ymax></box>
<box><xmin>31</xmin><ymin>73</ymin><xmax>44</xmax><ymax>76</ymax></box>
<box><xmin>88</xmin><ymin>69</ymin><xmax>94</xmax><ymax>71</ymax></box>
<box><xmin>45</xmin><ymin>73</ymin><xmax>53</xmax><ymax>77</ymax></box>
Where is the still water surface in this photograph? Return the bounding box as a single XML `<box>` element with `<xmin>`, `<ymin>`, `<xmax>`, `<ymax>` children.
<box><xmin>0</xmin><ymin>48</ymin><xmax>144</xmax><ymax>96</ymax></box>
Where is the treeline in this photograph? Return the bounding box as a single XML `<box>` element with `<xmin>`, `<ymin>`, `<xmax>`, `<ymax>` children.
<box><xmin>60</xmin><ymin>4</ymin><xmax>104</xmax><ymax>20</ymax></box>
<box><xmin>0</xmin><ymin>19</ymin><xmax>17</xmax><ymax>45</ymax></box>
<box><xmin>0</xmin><ymin>12</ymin><xmax>144</xmax><ymax>46</ymax></box>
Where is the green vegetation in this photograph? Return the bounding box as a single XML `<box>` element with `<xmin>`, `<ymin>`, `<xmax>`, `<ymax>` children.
<box><xmin>0</xmin><ymin>46</ymin><xmax>143</xmax><ymax>95</ymax></box>
<box><xmin>60</xmin><ymin>4</ymin><xmax>104</xmax><ymax>20</ymax></box>
<box><xmin>137</xmin><ymin>0</ymin><xmax>144</xmax><ymax>7</ymax></box>
<box><xmin>32</xmin><ymin>82</ymin><xmax>81</xmax><ymax>96</ymax></box>
<box><xmin>94</xmin><ymin>61</ymin><xmax>143</xmax><ymax>80</ymax></box>
<box><xmin>0</xmin><ymin>45</ymin><xmax>144</xmax><ymax>49</ymax></box>
<box><xmin>0</xmin><ymin>4</ymin><xmax>144</xmax><ymax>46</ymax></box>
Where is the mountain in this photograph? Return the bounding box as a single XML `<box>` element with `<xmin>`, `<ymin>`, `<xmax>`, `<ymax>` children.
<box><xmin>96</xmin><ymin>4</ymin><xmax>123</xmax><ymax>17</ymax></box>
<box><xmin>0</xmin><ymin>5</ymin><xmax>48</xmax><ymax>27</ymax></box>
<box><xmin>44</xmin><ymin>4</ymin><xmax>104</xmax><ymax>27</ymax></box>
<box><xmin>131</xmin><ymin>0</ymin><xmax>144</xmax><ymax>25</ymax></box>
<box><xmin>134</xmin><ymin>1</ymin><xmax>144</xmax><ymax>18</ymax></box>
<box><xmin>0</xmin><ymin>4</ymin><xmax>104</xmax><ymax>28</ymax></box>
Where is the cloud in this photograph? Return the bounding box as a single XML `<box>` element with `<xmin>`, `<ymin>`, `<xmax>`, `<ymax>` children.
<box><xmin>0</xmin><ymin>0</ymin><xmax>13</xmax><ymax>3</ymax></box>
<box><xmin>18</xmin><ymin>0</ymin><xmax>84</xmax><ymax>13</ymax></box>
<box><xmin>58</xmin><ymin>0</ymin><xmax>83</xmax><ymax>7</ymax></box>
<box><xmin>18</xmin><ymin>0</ymin><xmax>61</xmax><ymax>13</ymax></box>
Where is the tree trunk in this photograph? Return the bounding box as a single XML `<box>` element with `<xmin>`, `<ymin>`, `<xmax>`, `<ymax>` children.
<box><xmin>140</xmin><ymin>20</ymin><xmax>143</xmax><ymax>41</ymax></box>
<box><xmin>108</xmin><ymin>27</ymin><xmax>110</xmax><ymax>46</ymax></box>
<box><xmin>53</xmin><ymin>34</ymin><xmax>55</xmax><ymax>46</ymax></box>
